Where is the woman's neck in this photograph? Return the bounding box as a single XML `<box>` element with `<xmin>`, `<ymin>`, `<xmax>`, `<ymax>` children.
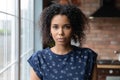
<box><xmin>51</xmin><ymin>44</ymin><xmax>73</xmax><ymax>55</ymax></box>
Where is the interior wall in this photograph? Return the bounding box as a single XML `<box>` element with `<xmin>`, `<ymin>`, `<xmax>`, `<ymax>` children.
<box><xmin>80</xmin><ymin>0</ymin><xmax>120</xmax><ymax>60</ymax></box>
<box><xmin>83</xmin><ymin>18</ymin><xmax>120</xmax><ymax>60</ymax></box>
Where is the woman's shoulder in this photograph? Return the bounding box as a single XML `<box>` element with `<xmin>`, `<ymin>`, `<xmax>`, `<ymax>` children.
<box><xmin>74</xmin><ymin>46</ymin><xmax>97</xmax><ymax>56</ymax></box>
<box><xmin>31</xmin><ymin>48</ymin><xmax>50</xmax><ymax>57</ymax></box>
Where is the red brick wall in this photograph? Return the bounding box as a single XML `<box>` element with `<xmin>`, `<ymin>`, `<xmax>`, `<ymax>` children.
<box><xmin>79</xmin><ymin>0</ymin><xmax>120</xmax><ymax>60</ymax></box>
<box><xmin>83</xmin><ymin>18</ymin><xmax>120</xmax><ymax>60</ymax></box>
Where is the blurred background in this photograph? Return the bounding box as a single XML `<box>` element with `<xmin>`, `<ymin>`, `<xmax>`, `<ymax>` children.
<box><xmin>0</xmin><ymin>0</ymin><xmax>120</xmax><ymax>80</ymax></box>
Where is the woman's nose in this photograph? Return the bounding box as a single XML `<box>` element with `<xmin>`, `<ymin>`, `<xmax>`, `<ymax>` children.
<box><xmin>58</xmin><ymin>28</ymin><xmax>64</xmax><ymax>35</ymax></box>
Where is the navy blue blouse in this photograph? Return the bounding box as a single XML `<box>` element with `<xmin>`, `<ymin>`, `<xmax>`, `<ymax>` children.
<box><xmin>28</xmin><ymin>46</ymin><xmax>97</xmax><ymax>80</ymax></box>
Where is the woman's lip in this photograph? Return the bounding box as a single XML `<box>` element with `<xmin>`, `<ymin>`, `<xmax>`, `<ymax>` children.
<box><xmin>57</xmin><ymin>38</ymin><xmax>65</xmax><ymax>41</ymax></box>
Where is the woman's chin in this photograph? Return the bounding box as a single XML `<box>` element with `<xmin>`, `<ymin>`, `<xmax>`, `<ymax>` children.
<box><xmin>56</xmin><ymin>42</ymin><xmax>69</xmax><ymax>46</ymax></box>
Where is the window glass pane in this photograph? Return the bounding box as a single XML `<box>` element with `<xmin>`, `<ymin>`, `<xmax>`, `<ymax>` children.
<box><xmin>0</xmin><ymin>0</ymin><xmax>7</xmax><ymax>12</ymax></box>
<box><xmin>21</xmin><ymin>51</ymin><xmax>33</xmax><ymax>80</ymax></box>
<box><xmin>0</xmin><ymin>0</ymin><xmax>34</xmax><ymax>80</ymax></box>
<box><xmin>0</xmin><ymin>13</ymin><xmax>6</xmax><ymax>70</ymax></box>
<box><xmin>6</xmin><ymin>0</ymin><xmax>18</xmax><ymax>16</ymax></box>
<box><xmin>20</xmin><ymin>17</ymin><xmax>34</xmax><ymax>80</ymax></box>
<box><xmin>0</xmin><ymin>13</ymin><xmax>18</xmax><ymax>80</ymax></box>
<box><xmin>21</xmin><ymin>20</ymin><xmax>30</xmax><ymax>53</ymax></box>
<box><xmin>21</xmin><ymin>0</ymin><xmax>34</xmax><ymax>20</ymax></box>
<box><xmin>0</xmin><ymin>64</ymin><xmax>18</xmax><ymax>80</ymax></box>
<box><xmin>20</xmin><ymin>0</ymin><xmax>34</xmax><ymax>80</ymax></box>
<box><xmin>21</xmin><ymin>20</ymin><xmax>34</xmax><ymax>54</ymax></box>
<box><xmin>0</xmin><ymin>0</ymin><xmax>17</xmax><ymax>16</ymax></box>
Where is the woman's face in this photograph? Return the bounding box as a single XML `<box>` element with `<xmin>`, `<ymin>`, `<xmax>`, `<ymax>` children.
<box><xmin>50</xmin><ymin>15</ymin><xmax>72</xmax><ymax>46</ymax></box>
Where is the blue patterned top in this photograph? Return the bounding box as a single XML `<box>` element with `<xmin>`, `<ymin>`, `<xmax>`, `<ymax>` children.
<box><xmin>28</xmin><ymin>46</ymin><xmax>97</xmax><ymax>80</ymax></box>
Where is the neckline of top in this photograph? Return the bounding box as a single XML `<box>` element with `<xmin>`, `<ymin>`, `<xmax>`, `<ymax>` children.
<box><xmin>47</xmin><ymin>45</ymin><xmax>77</xmax><ymax>57</ymax></box>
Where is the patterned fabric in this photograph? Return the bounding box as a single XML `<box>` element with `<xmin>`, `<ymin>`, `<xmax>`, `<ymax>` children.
<box><xmin>28</xmin><ymin>46</ymin><xmax>97</xmax><ymax>80</ymax></box>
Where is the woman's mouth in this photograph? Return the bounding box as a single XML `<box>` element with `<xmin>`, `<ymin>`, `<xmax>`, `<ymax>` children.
<box><xmin>57</xmin><ymin>38</ymin><xmax>65</xmax><ymax>42</ymax></box>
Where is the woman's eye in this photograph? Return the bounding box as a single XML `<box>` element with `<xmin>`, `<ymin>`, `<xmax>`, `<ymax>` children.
<box><xmin>52</xmin><ymin>25</ymin><xmax>58</xmax><ymax>29</ymax></box>
<box><xmin>64</xmin><ymin>25</ymin><xmax>71</xmax><ymax>29</ymax></box>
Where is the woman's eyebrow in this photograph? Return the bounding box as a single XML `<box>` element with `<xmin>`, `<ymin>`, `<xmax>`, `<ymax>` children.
<box><xmin>51</xmin><ymin>24</ymin><xmax>58</xmax><ymax>25</ymax></box>
<box><xmin>63</xmin><ymin>24</ymin><xmax>71</xmax><ymax>26</ymax></box>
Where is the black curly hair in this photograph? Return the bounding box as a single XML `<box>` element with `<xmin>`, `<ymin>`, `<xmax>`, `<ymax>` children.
<box><xmin>39</xmin><ymin>3</ymin><xmax>89</xmax><ymax>48</ymax></box>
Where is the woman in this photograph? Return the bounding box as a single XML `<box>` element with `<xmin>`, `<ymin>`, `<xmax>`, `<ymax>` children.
<box><xmin>28</xmin><ymin>3</ymin><xmax>97</xmax><ymax>80</ymax></box>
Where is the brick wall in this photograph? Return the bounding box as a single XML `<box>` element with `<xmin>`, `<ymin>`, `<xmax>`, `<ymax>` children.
<box><xmin>79</xmin><ymin>0</ymin><xmax>120</xmax><ymax>60</ymax></box>
<box><xmin>83</xmin><ymin>18</ymin><xmax>120</xmax><ymax>60</ymax></box>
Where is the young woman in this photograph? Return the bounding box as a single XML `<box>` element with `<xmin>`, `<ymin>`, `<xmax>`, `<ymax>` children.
<box><xmin>28</xmin><ymin>3</ymin><xmax>97</xmax><ymax>80</ymax></box>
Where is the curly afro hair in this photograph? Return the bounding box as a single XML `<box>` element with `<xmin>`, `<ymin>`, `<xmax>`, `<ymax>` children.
<box><xmin>39</xmin><ymin>3</ymin><xmax>89</xmax><ymax>48</ymax></box>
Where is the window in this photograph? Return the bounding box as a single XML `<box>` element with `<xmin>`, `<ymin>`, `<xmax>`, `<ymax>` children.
<box><xmin>20</xmin><ymin>0</ymin><xmax>34</xmax><ymax>80</ymax></box>
<box><xmin>0</xmin><ymin>0</ymin><xmax>34</xmax><ymax>80</ymax></box>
